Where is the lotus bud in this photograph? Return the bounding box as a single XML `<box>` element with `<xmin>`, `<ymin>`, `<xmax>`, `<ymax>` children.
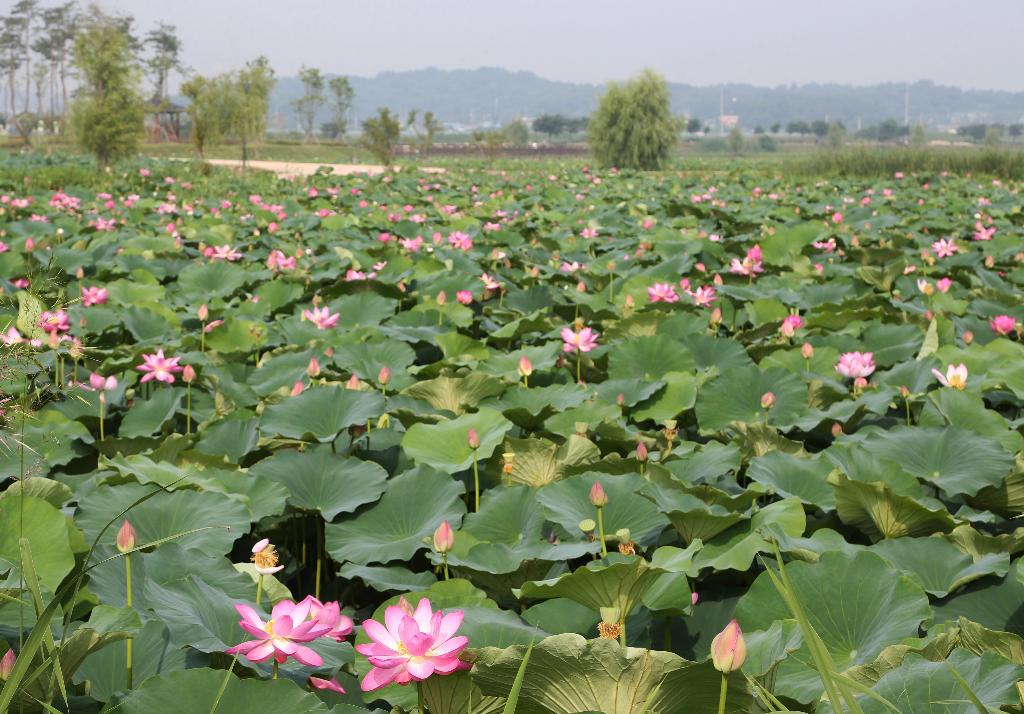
<box><xmin>899</xmin><ymin>385</ymin><xmax>910</xmax><ymax>398</ymax></box>
<box><xmin>75</xmin><ymin>266</ymin><xmax>84</xmax><ymax>279</ymax></box>
<box><xmin>760</xmin><ymin>391</ymin><xmax>775</xmax><ymax>410</ymax></box>
<box><xmin>345</xmin><ymin>373</ymin><xmax>361</xmax><ymax>390</ymax></box>
<box><xmin>710</xmin><ymin>307</ymin><xmax>722</xmax><ymax>326</ymax></box>
<box><xmin>377</xmin><ymin>366</ymin><xmax>391</xmax><ymax>386</ymax></box>
<box><xmin>307</xmin><ymin>357</ymin><xmax>321</xmax><ymax>377</ymax></box>
<box><xmin>376</xmin><ymin>413</ymin><xmax>391</xmax><ymax>429</ymax></box>
<box><xmin>467</xmin><ymin>428</ymin><xmax>480</xmax><ymax>450</ymax></box>
<box><xmin>963</xmin><ymin>330</ymin><xmax>974</xmax><ymax>345</ymax></box>
<box><xmin>636</xmin><ymin>441</ymin><xmax>648</xmax><ymax>462</ymax></box>
<box><xmin>89</xmin><ymin>372</ymin><xmax>107</xmax><ymax>390</ymax></box>
<box><xmin>624</xmin><ymin>294</ymin><xmax>634</xmax><ymax>309</ymax></box>
<box><xmin>518</xmin><ymin>356</ymin><xmax>533</xmax><ymax>377</ymax></box>
<box><xmin>597</xmin><ymin>607</ymin><xmax>621</xmax><ymax>639</ymax></box>
<box><xmin>589</xmin><ymin>481</ymin><xmax>608</xmax><ymax>508</ymax></box>
<box><xmin>116</xmin><ymin>520</ymin><xmax>136</xmax><ymax>554</ymax></box>
<box><xmin>831</xmin><ymin>422</ymin><xmax>843</xmax><ymax>437</ymax></box>
<box><xmin>0</xmin><ymin>649</ymin><xmax>14</xmax><ymax>680</ymax></box>
<box><xmin>436</xmin><ymin>290</ymin><xmax>447</xmax><ymax>306</ymax></box>
<box><xmin>985</xmin><ymin>255</ymin><xmax>995</xmax><ymax>268</ymax></box>
<box><xmin>616</xmin><ymin>393</ymin><xmax>625</xmax><ymax>406</ymax></box>
<box><xmin>711</xmin><ymin>619</ymin><xmax>747</xmax><ymax>673</ymax></box>
<box><xmin>291</xmin><ymin>380</ymin><xmax>304</xmax><ymax>396</ymax></box>
<box><xmin>197</xmin><ymin>304</ymin><xmax>208</xmax><ymax>321</ymax></box>
<box><xmin>801</xmin><ymin>342</ymin><xmax>814</xmax><ymax>360</ymax></box>
<box><xmin>433</xmin><ymin>520</ymin><xmax>455</xmax><ymax>553</ymax></box>
<box><xmin>691</xmin><ymin>591</ymin><xmax>699</xmax><ymax>606</ymax></box>
<box><xmin>579</xmin><ymin>518</ymin><xmax>596</xmax><ymax>534</ymax></box>
<box><xmin>576</xmin><ymin>280</ymin><xmax>586</xmax><ymax>293</ymax></box>
<box><xmin>182</xmin><ymin>365</ymin><xmax>196</xmax><ymax>384</ymax></box>
<box><xmin>713</xmin><ymin>273</ymin><xmax>723</xmax><ymax>286</ymax></box>
<box><xmin>854</xmin><ymin>376</ymin><xmax>868</xmax><ymax>390</ymax></box>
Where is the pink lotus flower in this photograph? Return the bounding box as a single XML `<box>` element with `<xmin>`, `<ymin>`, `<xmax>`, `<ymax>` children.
<box><xmin>710</xmin><ymin>620</ymin><xmax>747</xmax><ymax>673</ymax></box>
<box><xmin>251</xmin><ymin>539</ymin><xmax>284</xmax><ymax>575</ymax></box>
<box><xmin>932</xmin><ymin>363</ymin><xmax>967</xmax><ymax>390</ymax></box>
<box><xmin>81</xmin><ymin>286</ymin><xmax>108</xmax><ymax>307</ymax></box>
<box><xmin>299</xmin><ymin>596</ymin><xmax>354</xmax><ymax>641</ymax></box>
<box><xmin>88</xmin><ymin>373</ymin><xmax>117</xmax><ymax>392</ymax></box>
<box><xmin>38</xmin><ymin>310</ymin><xmax>70</xmax><ymax>334</ymax></box>
<box><xmin>990</xmin><ymin>315</ymin><xmax>1018</xmax><ymax>336</ymax></box>
<box><xmin>309</xmin><ymin>677</ymin><xmax>345</xmax><ymax>694</ymax></box>
<box><xmin>267</xmin><ymin>250</ymin><xmax>296</xmax><ymax>272</ymax></box>
<box><xmin>690</xmin><ymin>285</ymin><xmax>716</xmax><ymax>307</ymax></box>
<box><xmin>935</xmin><ymin>278</ymin><xmax>952</xmax><ymax>294</ymax></box>
<box><xmin>356</xmin><ymin>598</ymin><xmax>469</xmax><ymax>690</ymax></box>
<box><xmin>580</xmin><ymin>227</ymin><xmax>598</xmax><ymax>239</ymax></box>
<box><xmin>448</xmin><ymin>231</ymin><xmax>472</xmax><ymax>251</ymax></box>
<box><xmin>561</xmin><ymin>326</ymin><xmax>599</xmax><ymax>353</ymax></box>
<box><xmin>972</xmin><ymin>222</ymin><xmax>995</xmax><ymax>241</ymax></box>
<box><xmin>225</xmin><ymin>601</ymin><xmax>332</xmax><ymax>666</ymax></box>
<box><xmin>780</xmin><ymin>315</ymin><xmax>804</xmax><ymax>338</ymax></box>
<box><xmin>647</xmin><ymin>283</ymin><xmax>680</xmax><ymax>303</ymax></box>
<box><xmin>480</xmin><ymin>273</ymin><xmax>501</xmax><ymax>291</ymax></box>
<box><xmin>729</xmin><ymin>245</ymin><xmax>764</xmax><ymax>278</ymax></box>
<box><xmin>302</xmin><ymin>306</ymin><xmax>339</xmax><ymax>330</ymax></box>
<box><xmin>207</xmin><ymin>244</ymin><xmax>243</xmax><ymax>261</ymax></box>
<box><xmin>835</xmin><ymin>351</ymin><xmax>875</xmax><ymax>380</ymax></box>
<box><xmin>136</xmin><ymin>349</ymin><xmax>184</xmax><ymax>384</ymax></box>
<box><xmin>456</xmin><ymin>290</ymin><xmax>473</xmax><ymax>305</ymax></box>
<box><xmin>931</xmin><ymin>238</ymin><xmax>958</xmax><ymax>258</ymax></box>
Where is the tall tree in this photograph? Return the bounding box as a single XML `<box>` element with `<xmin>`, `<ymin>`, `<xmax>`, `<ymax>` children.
<box><xmin>144</xmin><ymin>21</ymin><xmax>182</xmax><ymax>100</ymax></box>
<box><xmin>360</xmin><ymin>107</ymin><xmax>400</xmax><ymax>165</ymax></box>
<box><xmin>181</xmin><ymin>73</ymin><xmax>229</xmax><ymax>158</ymax></box>
<box><xmin>12</xmin><ymin>0</ymin><xmax>38</xmax><ymax>113</ymax></box>
<box><xmin>39</xmin><ymin>2</ymin><xmax>75</xmax><ymax>118</ymax></box>
<box><xmin>0</xmin><ymin>17</ymin><xmax>26</xmax><ymax>117</ymax></box>
<box><xmin>326</xmin><ymin>75</ymin><xmax>353</xmax><ymax>140</ymax></box>
<box><xmin>226</xmin><ymin>55</ymin><xmax>275</xmax><ymax>167</ymax></box>
<box><xmin>588</xmin><ymin>69</ymin><xmax>676</xmax><ymax>170</ymax></box>
<box><xmin>68</xmin><ymin>7</ymin><xmax>144</xmax><ymax>167</ymax></box>
<box><xmin>292</xmin><ymin>65</ymin><xmax>324</xmax><ymax>142</ymax></box>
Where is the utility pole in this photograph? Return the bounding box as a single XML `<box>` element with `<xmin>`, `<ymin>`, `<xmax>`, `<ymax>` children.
<box><xmin>719</xmin><ymin>85</ymin><xmax>724</xmax><ymax>136</ymax></box>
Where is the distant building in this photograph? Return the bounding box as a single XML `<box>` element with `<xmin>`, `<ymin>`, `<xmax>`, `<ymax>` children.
<box><xmin>719</xmin><ymin>115</ymin><xmax>740</xmax><ymax>131</ymax></box>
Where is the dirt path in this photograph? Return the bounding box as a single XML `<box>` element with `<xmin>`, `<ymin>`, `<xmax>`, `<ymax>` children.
<box><xmin>188</xmin><ymin>158</ymin><xmax>445</xmax><ymax>178</ymax></box>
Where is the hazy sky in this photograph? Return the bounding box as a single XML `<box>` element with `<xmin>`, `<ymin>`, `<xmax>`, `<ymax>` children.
<box><xmin>62</xmin><ymin>0</ymin><xmax>1024</xmax><ymax>91</ymax></box>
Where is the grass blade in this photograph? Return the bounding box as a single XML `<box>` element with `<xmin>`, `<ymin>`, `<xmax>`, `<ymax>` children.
<box><xmin>501</xmin><ymin>639</ymin><xmax>534</xmax><ymax>714</ymax></box>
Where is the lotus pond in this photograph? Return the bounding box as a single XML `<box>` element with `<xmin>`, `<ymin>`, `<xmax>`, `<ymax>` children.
<box><xmin>2</xmin><ymin>161</ymin><xmax>1024</xmax><ymax>713</ymax></box>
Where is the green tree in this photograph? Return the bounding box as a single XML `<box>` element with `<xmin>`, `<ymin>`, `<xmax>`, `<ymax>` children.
<box><xmin>504</xmin><ymin>118</ymin><xmax>529</xmax><ymax>146</ymax></box>
<box><xmin>68</xmin><ymin>8</ymin><xmax>144</xmax><ymax>168</ymax></box>
<box><xmin>420</xmin><ymin>111</ymin><xmax>442</xmax><ymax>152</ymax></box>
<box><xmin>325</xmin><ymin>75</ymin><xmax>354</xmax><ymax>140</ymax></box>
<box><xmin>810</xmin><ymin>119</ymin><xmax>829</xmax><ymax>138</ymax></box>
<box><xmin>826</xmin><ymin>121</ymin><xmax>846</xmax><ymax>149</ymax></box>
<box><xmin>225</xmin><ymin>56</ymin><xmax>275</xmax><ymax>167</ymax></box>
<box><xmin>532</xmin><ymin>113</ymin><xmax>565</xmax><ymax>135</ymax></box>
<box><xmin>785</xmin><ymin>120</ymin><xmax>810</xmax><ymax>135</ymax></box>
<box><xmin>769</xmin><ymin>122</ymin><xmax>781</xmax><ymax>133</ymax></box>
<box><xmin>726</xmin><ymin>125</ymin><xmax>744</xmax><ymax>153</ymax></box>
<box><xmin>292</xmin><ymin>65</ymin><xmax>324</xmax><ymax>143</ymax></box>
<box><xmin>181</xmin><ymin>74</ymin><xmax>230</xmax><ymax>158</ymax></box>
<box><xmin>910</xmin><ymin>123</ymin><xmax>927</xmax><ymax>148</ymax></box>
<box><xmin>144</xmin><ymin>21</ymin><xmax>182</xmax><ymax>100</ymax></box>
<box><xmin>983</xmin><ymin>125</ymin><xmax>1004</xmax><ymax>147</ymax></box>
<box><xmin>588</xmin><ymin>68</ymin><xmax>676</xmax><ymax>170</ymax></box>
<box><xmin>686</xmin><ymin>116</ymin><xmax>703</xmax><ymax>133</ymax></box>
<box><xmin>361</xmin><ymin>107</ymin><xmax>401</xmax><ymax>165</ymax></box>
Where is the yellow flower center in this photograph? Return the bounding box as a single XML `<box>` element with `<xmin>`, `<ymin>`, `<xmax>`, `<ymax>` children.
<box><xmin>252</xmin><ymin>546</ymin><xmax>279</xmax><ymax>570</ymax></box>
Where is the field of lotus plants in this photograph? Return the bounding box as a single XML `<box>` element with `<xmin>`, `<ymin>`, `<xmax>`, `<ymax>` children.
<box><xmin>1</xmin><ymin>158</ymin><xmax>1024</xmax><ymax>713</ymax></box>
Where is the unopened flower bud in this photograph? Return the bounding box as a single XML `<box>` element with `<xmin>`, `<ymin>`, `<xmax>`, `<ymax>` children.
<box><xmin>760</xmin><ymin>391</ymin><xmax>775</xmax><ymax>410</ymax></box>
<box><xmin>636</xmin><ymin>441</ymin><xmax>648</xmax><ymax>462</ymax></box>
<box><xmin>197</xmin><ymin>304</ymin><xmax>209</xmax><ymax>321</ymax></box>
<box><xmin>377</xmin><ymin>366</ymin><xmax>391</xmax><ymax>386</ymax></box>
<box><xmin>710</xmin><ymin>308</ymin><xmax>722</xmax><ymax>326</ymax></box>
<box><xmin>589</xmin><ymin>481</ymin><xmax>608</xmax><ymax>508</ymax></box>
<box><xmin>710</xmin><ymin>619</ymin><xmax>747</xmax><ymax>673</ymax></box>
<box><xmin>467</xmin><ymin>428</ymin><xmax>480</xmax><ymax>450</ymax></box>
<box><xmin>899</xmin><ymin>385</ymin><xmax>910</xmax><ymax>398</ymax></box>
<box><xmin>0</xmin><ymin>649</ymin><xmax>14</xmax><ymax>680</ymax></box>
<box><xmin>963</xmin><ymin>330</ymin><xmax>974</xmax><ymax>345</ymax></box>
<box><xmin>291</xmin><ymin>380</ymin><xmax>304</xmax><ymax>396</ymax></box>
<box><xmin>436</xmin><ymin>290</ymin><xmax>447</xmax><ymax>306</ymax></box>
<box><xmin>854</xmin><ymin>376</ymin><xmax>868</xmax><ymax>390</ymax></box>
<box><xmin>182</xmin><ymin>365</ymin><xmax>196</xmax><ymax>384</ymax></box>
<box><xmin>831</xmin><ymin>422</ymin><xmax>843</xmax><ymax>437</ymax></box>
<box><xmin>801</xmin><ymin>342</ymin><xmax>814</xmax><ymax>360</ymax></box>
<box><xmin>116</xmin><ymin>520</ymin><xmax>136</xmax><ymax>554</ymax></box>
<box><xmin>432</xmin><ymin>520</ymin><xmax>455</xmax><ymax>553</ymax></box>
<box><xmin>518</xmin><ymin>356</ymin><xmax>533</xmax><ymax>377</ymax></box>
<box><xmin>346</xmin><ymin>373</ymin><xmax>361</xmax><ymax>390</ymax></box>
<box><xmin>307</xmin><ymin>358</ymin><xmax>320</xmax><ymax>377</ymax></box>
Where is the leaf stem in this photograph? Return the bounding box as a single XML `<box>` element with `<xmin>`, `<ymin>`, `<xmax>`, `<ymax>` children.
<box><xmin>596</xmin><ymin>507</ymin><xmax>607</xmax><ymax>557</ymax></box>
<box><xmin>125</xmin><ymin>553</ymin><xmax>133</xmax><ymax>689</ymax></box>
<box><xmin>472</xmin><ymin>450</ymin><xmax>480</xmax><ymax>512</ymax></box>
<box><xmin>717</xmin><ymin>672</ymin><xmax>728</xmax><ymax>714</ymax></box>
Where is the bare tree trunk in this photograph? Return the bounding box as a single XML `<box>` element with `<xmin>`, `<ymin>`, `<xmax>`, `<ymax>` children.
<box><xmin>59</xmin><ymin>50</ymin><xmax>66</xmax><ymax>116</ymax></box>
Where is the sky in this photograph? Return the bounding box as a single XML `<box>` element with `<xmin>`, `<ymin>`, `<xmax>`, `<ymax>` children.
<box><xmin>52</xmin><ymin>0</ymin><xmax>1024</xmax><ymax>92</ymax></box>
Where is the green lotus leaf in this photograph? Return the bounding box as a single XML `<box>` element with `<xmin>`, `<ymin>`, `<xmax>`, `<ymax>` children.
<box><xmin>0</xmin><ymin>495</ymin><xmax>77</xmax><ymax>591</ymax></box>
<box><xmin>401</xmin><ymin>407</ymin><xmax>513</xmax><ymax>471</ymax></box>
<box><xmin>336</xmin><ymin>563</ymin><xmax>437</xmax><ymax>592</ymax></box>
<box><xmin>259</xmin><ymin>386</ymin><xmax>385</xmax><ymax>442</ymax></box>
<box><xmin>695</xmin><ymin>365</ymin><xmax>808</xmax><ymax>432</ymax></box>
<box><xmin>325</xmin><ymin>465</ymin><xmax>465</xmax><ymax>565</ymax></box>
<box><xmin>0</xmin><ymin>408</ymin><xmax>93</xmax><ymax>480</ymax></box>
<box><xmin>746</xmin><ymin>451</ymin><xmax>835</xmax><ymax>509</ymax></box>
<box><xmin>516</xmin><ymin>555</ymin><xmax>666</xmax><ymax>618</ymax></box>
<box><xmin>500</xmin><ymin>436</ymin><xmax>600</xmax><ymax>487</ymax></box>
<box><xmin>606</xmin><ymin>334</ymin><xmax>696</xmax><ymax>381</ymax></box>
<box><xmin>538</xmin><ymin>473</ymin><xmax>669</xmax><ymax>546</ymax></box>
<box><xmin>117</xmin><ymin>669</ymin><xmax>330</xmax><ymax>713</ymax></box>
<box><xmin>871</xmin><ymin>536</ymin><xmax>1009</xmax><ymax>598</ymax></box>
<box><xmin>832</xmin><ymin>473</ymin><xmax>958</xmax><ymax>540</ymax></box>
<box><xmin>250</xmin><ymin>447</ymin><xmax>388</xmax><ymax>519</ymax></box>
<box><xmin>735</xmin><ymin>550</ymin><xmax>931</xmax><ymax>703</ymax></box>
<box><xmin>75</xmin><ymin>620</ymin><xmax>187</xmax><ymax>702</ymax></box>
<box><xmin>470</xmin><ymin>634</ymin><xmax>751</xmax><ymax>714</ymax></box>
<box><xmin>690</xmin><ymin>498</ymin><xmax>806</xmax><ymax>572</ymax></box>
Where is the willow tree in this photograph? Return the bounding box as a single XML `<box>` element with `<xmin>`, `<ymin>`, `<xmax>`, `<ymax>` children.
<box><xmin>588</xmin><ymin>69</ymin><xmax>676</xmax><ymax>170</ymax></box>
<box><xmin>69</xmin><ymin>8</ymin><xmax>144</xmax><ymax>168</ymax></box>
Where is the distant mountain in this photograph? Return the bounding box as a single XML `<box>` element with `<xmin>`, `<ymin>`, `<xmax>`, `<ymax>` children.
<box><xmin>265</xmin><ymin>67</ymin><xmax>1024</xmax><ymax>132</ymax></box>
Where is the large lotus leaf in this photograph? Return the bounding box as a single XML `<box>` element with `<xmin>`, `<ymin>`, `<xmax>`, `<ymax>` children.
<box><xmin>501</xmin><ymin>435</ymin><xmax>599</xmax><ymax>487</ymax></box>
<box><xmin>118</xmin><ymin>388</ymin><xmax>183</xmax><ymax>438</ymax></box>
<box><xmin>462</xmin><ymin>485</ymin><xmax>546</xmax><ymax>543</ymax></box>
<box><xmin>75</xmin><ymin>482</ymin><xmax>250</xmax><ymax>558</ymax></box>
<box><xmin>631</xmin><ymin>372</ymin><xmax>698</xmax><ymax>422</ymax></box>
<box><xmin>248</xmin><ymin>349</ymin><xmax>318</xmax><ymax>396</ymax></box>
<box><xmin>860</xmin><ymin>425</ymin><xmax>1013</xmax><ymax>497</ymax></box>
<box><xmin>337</xmin><ymin>563</ymin><xmax>437</xmax><ymax>592</ymax></box>
<box><xmin>259</xmin><ymin>386</ymin><xmax>385</xmax><ymax>442</ymax></box>
<box><xmin>746</xmin><ymin>451</ymin><xmax>835</xmax><ymax>510</ymax></box>
<box><xmin>332</xmin><ymin>339</ymin><xmax>417</xmax><ymax>389</ymax></box>
<box><xmin>918</xmin><ymin>388</ymin><xmax>1024</xmax><ymax>453</ymax></box>
<box><xmin>871</xmin><ymin>537</ymin><xmax>1009</xmax><ymax>598</ymax></box>
<box><xmin>204</xmin><ymin>318</ymin><xmax>267</xmax><ymax>353</ymax></box>
<box><xmin>522</xmin><ymin>598</ymin><xmax>601</xmax><ymax>636</ymax></box>
<box><xmin>663</xmin><ymin>442</ymin><xmax>742</xmax><ymax>483</ymax></box>
<box><xmin>193</xmin><ymin>416</ymin><xmax>260</xmax><ymax>462</ymax></box>
<box><xmin>481</xmin><ymin>383</ymin><xmax>590</xmax><ymax>420</ymax></box>
<box><xmin>0</xmin><ymin>496</ymin><xmax>76</xmax><ymax>591</ymax></box>
<box><xmin>75</xmin><ymin>620</ymin><xmax>187</xmax><ymax>701</ymax></box>
<box><xmin>420</xmin><ymin>669</ymin><xmax>505</xmax><ymax>714</ymax></box>
<box><xmin>436</xmin><ymin>331</ymin><xmax>490</xmax><ymax>362</ymax></box>
<box><xmin>469</xmin><ymin>634</ymin><xmax>751</xmax><ymax>714</ymax></box>
<box><xmin>0</xmin><ymin>408</ymin><xmax>93</xmax><ymax>480</ymax></box>
<box><xmin>735</xmin><ymin>551</ymin><xmax>931</xmax><ymax>703</ymax></box>
<box><xmin>665</xmin><ymin>503</ymin><xmax>746</xmax><ymax>544</ymax></box>
<box><xmin>606</xmin><ymin>334</ymin><xmax>696</xmax><ymax>381</ymax></box>
<box><xmin>176</xmin><ymin>261</ymin><xmax>250</xmax><ymax>299</ymax></box>
<box><xmin>931</xmin><ymin>573</ymin><xmax>1024</xmax><ymax>635</ymax></box>
<box><xmin>250</xmin><ymin>447</ymin><xmax>388</xmax><ymax>519</ymax></box>
<box><xmin>0</xmin><ymin>476</ymin><xmax>72</xmax><ymax>508</ymax></box>
<box><xmin>695</xmin><ymin>366</ymin><xmax>808</xmax><ymax>432</ymax></box>
<box><xmin>117</xmin><ymin>669</ymin><xmax>329</xmax><ymax>713</ymax></box>
<box><xmin>326</xmin><ymin>465</ymin><xmax>465</xmax><ymax>565</ymax></box>
<box><xmin>679</xmin><ymin>333</ymin><xmax>754</xmax><ymax>371</ymax></box>
<box><xmin>832</xmin><ymin>473</ymin><xmax>958</xmax><ymax>540</ymax></box>
<box><xmin>965</xmin><ymin>470</ymin><xmax>1024</xmax><ymax>519</ymax></box>
<box><xmin>516</xmin><ymin>555</ymin><xmax>666</xmax><ymax>617</ymax></box>
<box><xmin>401</xmin><ymin>408</ymin><xmax>513</xmax><ymax>471</ymax></box>
<box><xmin>402</xmin><ymin>373</ymin><xmax>506</xmax><ymax>414</ymax></box>
<box><xmin>690</xmin><ymin>498</ymin><xmax>806</xmax><ymax>572</ymax></box>
<box><xmin>825</xmin><ymin>649</ymin><xmax>1024</xmax><ymax>714</ymax></box>
<box><xmin>538</xmin><ymin>473</ymin><xmax>668</xmax><ymax>546</ymax></box>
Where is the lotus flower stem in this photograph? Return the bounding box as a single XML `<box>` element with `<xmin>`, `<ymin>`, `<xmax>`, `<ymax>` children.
<box><xmin>255</xmin><ymin>573</ymin><xmax>264</xmax><ymax>607</ymax></box>
<box><xmin>315</xmin><ymin>517</ymin><xmax>323</xmax><ymax>601</ymax></box>
<box><xmin>472</xmin><ymin>450</ymin><xmax>480</xmax><ymax>511</ymax></box>
<box><xmin>596</xmin><ymin>507</ymin><xmax>607</xmax><ymax>557</ymax></box>
<box><xmin>99</xmin><ymin>398</ymin><xmax>105</xmax><ymax>442</ymax></box>
<box><xmin>576</xmin><ymin>352</ymin><xmax>581</xmax><ymax>384</ymax></box>
<box><xmin>904</xmin><ymin>396</ymin><xmax>912</xmax><ymax>426</ymax></box>
<box><xmin>272</xmin><ymin>660</ymin><xmax>279</xmax><ymax>680</ymax></box>
<box><xmin>717</xmin><ymin>673</ymin><xmax>728</xmax><ymax>714</ymax></box>
<box><xmin>619</xmin><ymin>617</ymin><xmax>626</xmax><ymax>649</ymax></box>
<box><xmin>442</xmin><ymin>553</ymin><xmax>449</xmax><ymax>581</ymax></box>
<box><xmin>186</xmin><ymin>382</ymin><xmax>192</xmax><ymax>434</ymax></box>
<box><xmin>125</xmin><ymin>552</ymin><xmax>133</xmax><ymax>689</ymax></box>
<box><xmin>417</xmin><ymin>681</ymin><xmax>425</xmax><ymax>714</ymax></box>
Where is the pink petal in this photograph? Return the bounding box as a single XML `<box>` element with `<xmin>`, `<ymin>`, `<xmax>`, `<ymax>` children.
<box><xmin>405</xmin><ymin>658</ymin><xmax>435</xmax><ymax>680</ymax></box>
<box><xmin>360</xmin><ymin>665</ymin><xmax>401</xmax><ymax>692</ymax></box>
<box><xmin>243</xmin><ymin>641</ymin><xmax>277</xmax><ymax>663</ymax></box>
<box><xmin>363</xmin><ymin>618</ymin><xmax>400</xmax><ymax>650</ymax></box>
<box><xmin>290</xmin><ymin>645</ymin><xmax>323</xmax><ymax>667</ymax></box>
<box><xmin>436</xmin><ymin>611</ymin><xmax>464</xmax><ymax>641</ymax></box>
